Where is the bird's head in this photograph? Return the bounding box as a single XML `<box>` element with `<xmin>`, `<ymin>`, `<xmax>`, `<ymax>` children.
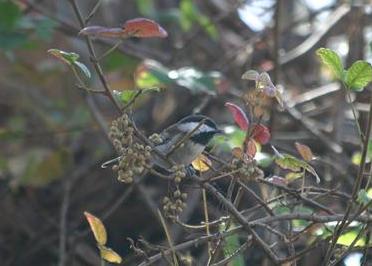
<box><xmin>176</xmin><ymin>115</ymin><xmax>223</xmax><ymax>146</ymax></box>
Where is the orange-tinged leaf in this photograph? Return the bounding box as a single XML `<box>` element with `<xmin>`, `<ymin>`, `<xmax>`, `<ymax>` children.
<box><xmin>232</xmin><ymin>147</ymin><xmax>243</xmax><ymax>159</ymax></box>
<box><xmin>225</xmin><ymin>102</ymin><xmax>249</xmax><ymax>131</ymax></box>
<box><xmin>84</xmin><ymin>212</ymin><xmax>107</xmax><ymax>245</ymax></box>
<box><xmin>246</xmin><ymin>139</ymin><xmax>257</xmax><ymax>158</ymax></box>
<box><xmin>295</xmin><ymin>142</ymin><xmax>314</xmax><ymax>162</ymax></box>
<box><xmin>122</xmin><ymin>18</ymin><xmax>168</xmax><ymax>38</ymax></box>
<box><xmin>251</xmin><ymin>124</ymin><xmax>270</xmax><ymax>144</ymax></box>
<box><xmin>192</xmin><ymin>154</ymin><xmax>211</xmax><ymax>172</ymax></box>
<box><xmin>98</xmin><ymin>245</ymin><xmax>123</xmax><ymax>264</ymax></box>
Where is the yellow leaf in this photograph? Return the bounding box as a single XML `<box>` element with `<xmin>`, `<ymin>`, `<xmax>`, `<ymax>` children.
<box><xmin>192</xmin><ymin>154</ymin><xmax>211</xmax><ymax>172</ymax></box>
<box><xmin>98</xmin><ymin>245</ymin><xmax>123</xmax><ymax>264</ymax></box>
<box><xmin>337</xmin><ymin>230</ymin><xmax>366</xmax><ymax>247</ymax></box>
<box><xmin>285</xmin><ymin>172</ymin><xmax>303</xmax><ymax>181</ymax></box>
<box><xmin>84</xmin><ymin>212</ymin><xmax>107</xmax><ymax>245</ymax></box>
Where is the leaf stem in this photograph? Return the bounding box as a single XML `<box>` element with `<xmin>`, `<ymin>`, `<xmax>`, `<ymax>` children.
<box><xmin>345</xmin><ymin>87</ymin><xmax>364</xmax><ymax>144</ymax></box>
<box><xmin>97</xmin><ymin>40</ymin><xmax>124</xmax><ymax>61</ymax></box>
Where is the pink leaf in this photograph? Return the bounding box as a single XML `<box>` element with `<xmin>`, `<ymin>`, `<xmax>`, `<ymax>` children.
<box><xmin>251</xmin><ymin>124</ymin><xmax>271</xmax><ymax>144</ymax></box>
<box><xmin>122</xmin><ymin>18</ymin><xmax>168</xmax><ymax>38</ymax></box>
<box><xmin>79</xmin><ymin>26</ymin><xmax>124</xmax><ymax>38</ymax></box>
<box><xmin>267</xmin><ymin>176</ymin><xmax>288</xmax><ymax>186</ymax></box>
<box><xmin>225</xmin><ymin>102</ymin><xmax>249</xmax><ymax>131</ymax></box>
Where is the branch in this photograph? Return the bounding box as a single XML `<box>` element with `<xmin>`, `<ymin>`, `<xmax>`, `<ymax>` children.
<box><xmin>68</xmin><ymin>0</ymin><xmax>121</xmax><ymax>113</ymax></box>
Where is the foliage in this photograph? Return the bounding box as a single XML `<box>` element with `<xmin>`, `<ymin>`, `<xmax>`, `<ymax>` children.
<box><xmin>84</xmin><ymin>212</ymin><xmax>123</xmax><ymax>264</ymax></box>
<box><xmin>317</xmin><ymin>48</ymin><xmax>372</xmax><ymax>91</ymax></box>
<box><xmin>2</xmin><ymin>2</ymin><xmax>372</xmax><ymax>266</ymax></box>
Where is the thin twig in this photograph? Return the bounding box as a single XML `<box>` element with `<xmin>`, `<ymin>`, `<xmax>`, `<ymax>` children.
<box><xmin>157</xmin><ymin>210</ymin><xmax>179</xmax><ymax>266</ymax></box>
<box><xmin>166</xmin><ymin>118</ymin><xmax>206</xmax><ymax>157</ymax></box>
<box><xmin>202</xmin><ymin>189</ymin><xmax>212</xmax><ymax>259</ymax></box>
<box><xmin>97</xmin><ymin>40</ymin><xmax>124</xmax><ymax>61</ymax></box>
<box><xmin>85</xmin><ymin>0</ymin><xmax>102</xmax><ymax>24</ymax></box>
<box><xmin>58</xmin><ymin>179</ymin><xmax>72</xmax><ymax>266</ymax></box>
<box><xmin>68</xmin><ymin>0</ymin><xmax>121</xmax><ymax>113</ymax></box>
<box><xmin>237</xmin><ymin>180</ymin><xmax>275</xmax><ymax>216</ymax></box>
<box><xmin>323</xmin><ymin>89</ymin><xmax>372</xmax><ymax>264</ymax></box>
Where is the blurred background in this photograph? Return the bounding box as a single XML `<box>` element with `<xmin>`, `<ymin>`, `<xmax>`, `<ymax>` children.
<box><xmin>0</xmin><ymin>0</ymin><xmax>371</xmax><ymax>265</ymax></box>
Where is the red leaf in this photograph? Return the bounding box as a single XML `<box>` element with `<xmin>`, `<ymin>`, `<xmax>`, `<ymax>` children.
<box><xmin>122</xmin><ymin>18</ymin><xmax>168</xmax><ymax>38</ymax></box>
<box><xmin>225</xmin><ymin>102</ymin><xmax>249</xmax><ymax>131</ymax></box>
<box><xmin>251</xmin><ymin>124</ymin><xmax>270</xmax><ymax>144</ymax></box>
<box><xmin>246</xmin><ymin>139</ymin><xmax>257</xmax><ymax>158</ymax></box>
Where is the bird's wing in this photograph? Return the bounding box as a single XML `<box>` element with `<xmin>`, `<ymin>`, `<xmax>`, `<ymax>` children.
<box><xmin>158</xmin><ymin>123</ymin><xmax>183</xmax><ymax>144</ymax></box>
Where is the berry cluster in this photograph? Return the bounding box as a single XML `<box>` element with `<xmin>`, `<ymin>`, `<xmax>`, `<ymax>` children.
<box><xmin>170</xmin><ymin>164</ymin><xmax>187</xmax><ymax>184</ymax></box>
<box><xmin>109</xmin><ymin>114</ymin><xmax>152</xmax><ymax>183</ymax></box>
<box><xmin>162</xmin><ymin>189</ymin><xmax>188</xmax><ymax>220</ymax></box>
<box><xmin>148</xmin><ymin>133</ymin><xmax>163</xmax><ymax>145</ymax></box>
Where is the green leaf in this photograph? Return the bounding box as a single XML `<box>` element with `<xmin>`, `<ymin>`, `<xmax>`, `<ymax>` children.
<box><xmin>135</xmin><ymin>60</ymin><xmax>172</xmax><ymax>89</ymax></box>
<box><xmin>136</xmin><ymin>0</ymin><xmax>155</xmax><ymax>16</ymax></box>
<box><xmin>275</xmin><ymin>154</ymin><xmax>320</xmax><ymax>183</ymax></box>
<box><xmin>48</xmin><ymin>49</ymin><xmax>90</xmax><ymax>78</ymax></box>
<box><xmin>255</xmin><ymin>152</ymin><xmax>273</xmax><ymax>168</ymax></box>
<box><xmin>316</xmin><ymin>48</ymin><xmax>344</xmax><ymax>80</ymax></box>
<box><xmin>136</xmin><ymin>60</ymin><xmax>222</xmax><ymax>94</ymax></box>
<box><xmin>48</xmin><ymin>49</ymin><xmax>80</xmax><ymax>65</ymax></box>
<box><xmin>34</xmin><ymin>17</ymin><xmax>57</xmax><ymax>41</ymax></box>
<box><xmin>197</xmin><ymin>15</ymin><xmax>218</xmax><ymax>39</ymax></box>
<box><xmin>179</xmin><ymin>0</ymin><xmax>218</xmax><ymax>39</ymax></box>
<box><xmin>180</xmin><ymin>0</ymin><xmax>196</xmax><ymax>31</ymax></box>
<box><xmin>114</xmin><ymin>88</ymin><xmax>159</xmax><ymax>105</ymax></box>
<box><xmin>173</xmin><ymin>67</ymin><xmax>217</xmax><ymax>95</ymax></box>
<box><xmin>136</xmin><ymin>69</ymin><xmax>166</xmax><ymax>89</ymax></box>
<box><xmin>345</xmin><ymin>60</ymin><xmax>372</xmax><ymax>91</ymax></box>
<box><xmin>74</xmin><ymin>61</ymin><xmax>91</xmax><ymax>79</ymax></box>
<box><xmin>292</xmin><ymin>206</ymin><xmax>313</xmax><ymax>231</ymax></box>
<box><xmin>0</xmin><ymin>1</ymin><xmax>21</xmax><ymax>30</ymax></box>
<box><xmin>121</xmin><ymin>90</ymin><xmax>137</xmax><ymax>103</ymax></box>
<box><xmin>212</xmin><ymin>126</ymin><xmax>245</xmax><ymax>150</ymax></box>
<box><xmin>103</xmin><ymin>51</ymin><xmax>138</xmax><ymax>72</ymax></box>
<box><xmin>273</xmin><ymin>206</ymin><xmax>291</xmax><ymax>215</ymax></box>
<box><xmin>357</xmin><ymin>189</ymin><xmax>370</xmax><ymax>205</ymax></box>
<box><xmin>275</xmin><ymin>154</ymin><xmax>304</xmax><ymax>172</ymax></box>
<box><xmin>219</xmin><ymin>223</ymin><xmax>245</xmax><ymax>266</ymax></box>
<box><xmin>0</xmin><ymin>31</ymin><xmax>27</xmax><ymax>50</ymax></box>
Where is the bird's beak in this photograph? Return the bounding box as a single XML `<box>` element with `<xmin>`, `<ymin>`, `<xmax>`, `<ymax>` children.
<box><xmin>215</xmin><ymin>128</ymin><xmax>224</xmax><ymax>135</ymax></box>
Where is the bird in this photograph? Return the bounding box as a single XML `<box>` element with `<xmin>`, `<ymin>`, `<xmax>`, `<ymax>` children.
<box><xmin>101</xmin><ymin>114</ymin><xmax>223</xmax><ymax>172</ymax></box>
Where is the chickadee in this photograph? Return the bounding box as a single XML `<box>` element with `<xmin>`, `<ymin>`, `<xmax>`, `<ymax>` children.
<box><xmin>102</xmin><ymin>114</ymin><xmax>222</xmax><ymax>171</ymax></box>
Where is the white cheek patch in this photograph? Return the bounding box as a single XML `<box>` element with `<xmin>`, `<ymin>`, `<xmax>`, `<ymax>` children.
<box><xmin>178</xmin><ymin>122</ymin><xmax>215</xmax><ymax>134</ymax></box>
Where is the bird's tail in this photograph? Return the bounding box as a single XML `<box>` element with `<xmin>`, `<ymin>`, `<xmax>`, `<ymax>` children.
<box><xmin>101</xmin><ymin>156</ymin><xmax>122</xmax><ymax>168</ymax></box>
